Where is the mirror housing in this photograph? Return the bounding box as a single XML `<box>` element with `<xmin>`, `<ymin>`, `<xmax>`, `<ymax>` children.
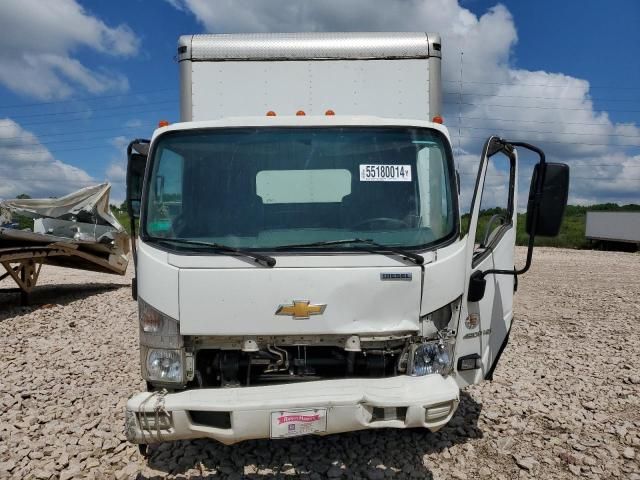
<box><xmin>526</xmin><ymin>162</ymin><xmax>570</xmax><ymax>237</ymax></box>
<box><xmin>126</xmin><ymin>140</ymin><xmax>149</xmax><ymax>219</ymax></box>
<box><xmin>467</xmin><ymin>271</ymin><xmax>486</xmax><ymax>302</ymax></box>
<box><xmin>126</xmin><ymin>139</ymin><xmax>149</xmax><ymax>275</ymax></box>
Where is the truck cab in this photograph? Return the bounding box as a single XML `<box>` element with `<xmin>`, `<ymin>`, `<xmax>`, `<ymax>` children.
<box><xmin>124</xmin><ymin>33</ymin><xmax>569</xmax><ymax>446</ymax></box>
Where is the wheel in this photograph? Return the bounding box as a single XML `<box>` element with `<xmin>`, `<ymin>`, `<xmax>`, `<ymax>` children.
<box><xmin>352</xmin><ymin>217</ymin><xmax>409</xmax><ymax>230</ymax></box>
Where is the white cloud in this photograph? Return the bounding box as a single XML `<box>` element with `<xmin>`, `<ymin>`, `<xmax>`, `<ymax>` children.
<box><xmin>0</xmin><ymin>118</ymin><xmax>95</xmax><ymax>199</ymax></box>
<box><xmin>0</xmin><ymin>0</ymin><xmax>139</xmax><ymax>99</ymax></box>
<box><xmin>109</xmin><ymin>136</ymin><xmax>130</xmax><ymax>151</ymax></box>
<box><xmin>167</xmin><ymin>0</ymin><xmax>640</xmax><ymax>206</ymax></box>
<box><xmin>106</xmin><ymin>162</ymin><xmax>126</xmax><ymax>184</ymax></box>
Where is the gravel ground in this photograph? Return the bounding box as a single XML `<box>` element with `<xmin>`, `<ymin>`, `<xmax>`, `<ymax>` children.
<box><xmin>1</xmin><ymin>247</ymin><xmax>639</xmax><ymax>479</ymax></box>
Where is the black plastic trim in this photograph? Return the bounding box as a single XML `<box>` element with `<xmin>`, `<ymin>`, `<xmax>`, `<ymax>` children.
<box><xmin>457</xmin><ymin>353</ymin><xmax>481</xmax><ymax>371</ymax></box>
<box><xmin>485</xmin><ymin>322</ymin><xmax>512</xmax><ymax>381</ymax></box>
<box><xmin>188</xmin><ymin>410</ymin><xmax>232</xmax><ymax>429</ymax></box>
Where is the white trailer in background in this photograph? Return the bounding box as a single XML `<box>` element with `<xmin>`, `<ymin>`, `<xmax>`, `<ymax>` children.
<box><xmin>123</xmin><ymin>32</ymin><xmax>569</xmax><ymax>449</ymax></box>
<box><xmin>585</xmin><ymin>211</ymin><xmax>640</xmax><ymax>247</ymax></box>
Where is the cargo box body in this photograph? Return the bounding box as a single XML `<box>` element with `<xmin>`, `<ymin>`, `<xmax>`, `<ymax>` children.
<box><xmin>177</xmin><ymin>32</ymin><xmax>442</xmax><ymax>122</ymax></box>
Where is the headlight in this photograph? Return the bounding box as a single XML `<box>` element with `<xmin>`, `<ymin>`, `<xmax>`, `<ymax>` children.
<box><xmin>408</xmin><ymin>341</ymin><xmax>453</xmax><ymax>376</ymax></box>
<box><xmin>146</xmin><ymin>349</ymin><xmax>183</xmax><ymax>383</ymax></box>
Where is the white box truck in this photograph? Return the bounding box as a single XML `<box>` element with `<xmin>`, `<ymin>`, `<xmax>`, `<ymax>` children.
<box><xmin>124</xmin><ymin>32</ymin><xmax>569</xmax><ymax>449</ymax></box>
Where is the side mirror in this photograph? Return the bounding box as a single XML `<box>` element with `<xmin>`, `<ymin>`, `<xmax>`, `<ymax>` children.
<box><xmin>126</xmin><ymin>140</ymin><xmax>149</xmax><ymax>219</ymax></box>
<box><xmin>526</xmin><ymin>162</ymin><xmax>570</xmax><ymax>237</ymax></box>
<box><xmin>469</xmin><ymin>141</ymin><xmax>570</xmax><ymax>294</ymax></box>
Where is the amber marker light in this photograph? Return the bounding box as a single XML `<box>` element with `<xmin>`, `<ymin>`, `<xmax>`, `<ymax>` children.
<box><xmin>432</xmin><ymin>116</ymin><xmax>444</xmax><ymax>124</ymax></box>
<box><xmin>325</xmin><ymin>110</ymin><xmax>335</xmax><ymax>116</ymax></box>
<box><xmin>158</xmin><ymin>120</ymin><xmax>170</xmax><ymax>127</ymax></box>
<box><xmin>296</xmin><ymin>110</ymin><xmax>306</xmax><ymax>116</ymax></box>
<box><xmin>266</xmin><ymin>111</ymin><xmax>277</xmax><ymax>116</ymax></box>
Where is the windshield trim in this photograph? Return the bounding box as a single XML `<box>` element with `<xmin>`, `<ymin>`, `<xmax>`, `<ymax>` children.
<box><xmin>139</xmin><ymin>125</ymin><xmax>460</xmax><ymax>253</ymax></box>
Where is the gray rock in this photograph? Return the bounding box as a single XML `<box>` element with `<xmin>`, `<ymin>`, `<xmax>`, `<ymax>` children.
<box><xmin>450</xmin><ymin>470</ymin><xmax>467</xmax><ymax>480</ymax></box>
<box><xmin>478</xmin><ymin>467</ymin><xmax>492</xmax><ymax>477</ymax></box>
<box><xmin>32</xmin><ymin>469</ymin><xmax>54</xmax><ymax>480</ymax></box>
<box><xmin>114</xmin><ymin>463</ymin><xmax>139</xmax><ymax>480</ymax></box>
<box><xmin>496</xmin><ymin>437</ymin><xmax>515</xmax><ymax>453</ymax></box>
<box><xmin>513</xmin><ymin>455</ymin><xmax>538</xmax><ymax>471</ymax></box>
<box><xmin>59</xmin><ymin>467</ymin><xmax>83</xmax><ymax>480</ymax></box>
<box><xmin>0</xmin><ymin>460</ymin><xmax>16</xmax><ymax>473</ymax></box>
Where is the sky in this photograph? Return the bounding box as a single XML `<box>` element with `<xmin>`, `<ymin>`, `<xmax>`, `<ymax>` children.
<box><xmin>0</xmin><ymin>0</ymin><xmax>638</xmax><ymax>210</ymax></box>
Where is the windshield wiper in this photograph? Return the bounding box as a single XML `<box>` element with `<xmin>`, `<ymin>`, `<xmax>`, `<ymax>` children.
<box><xmin>274</xmin><ymin>238</ymin><xmax>424</xmax><ymax>265</ymax></box>
<box><xmin>155</xmin><ymin>238</ymin><xmax>276</xmax><ymax>267</ymax></box>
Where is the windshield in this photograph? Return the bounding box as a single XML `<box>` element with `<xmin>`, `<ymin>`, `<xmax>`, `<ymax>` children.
<box><xmin>142</xmin><ymin>127</ymin><xmax>457</xmax><ymax>251</ymax></box>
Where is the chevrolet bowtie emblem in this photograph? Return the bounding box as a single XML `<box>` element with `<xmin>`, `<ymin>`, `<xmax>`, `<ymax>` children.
<box><xmin>275</xmin><ymin>300</ymin><xmax>327</xmax><ymax>319</ymax></box>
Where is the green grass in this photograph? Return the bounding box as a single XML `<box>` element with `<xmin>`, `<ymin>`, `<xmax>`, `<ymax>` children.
<box><xmin>450</xmin><ymin>203</ymin><xmax>639</xmax><ymax>250</ymax></box>
<box><xmin>113</xmin><ymin>209</ymin><xmax>132</xmax><ymax>231</ymax></box>
<box><xmin>514</xmin><ymin>212</ymin><xmax>589</xmax><ymax>248</ymax></box>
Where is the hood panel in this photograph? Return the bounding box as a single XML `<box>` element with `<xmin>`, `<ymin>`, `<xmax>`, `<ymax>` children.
<box><xmin>179</xmin><ymin>267</ymin><xmax>422</xmax><ymax>336</ymax></box>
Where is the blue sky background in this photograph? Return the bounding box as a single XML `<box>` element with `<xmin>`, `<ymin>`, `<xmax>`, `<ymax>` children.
<box><xmin>0</xmin><ymin>0</ymin><xmax>638</xmax><ymax>207</ymax></box>
<box><xmin>464</xmin><ymin>0</ymin><xmax>640</xmax><ymax>124</ymax></box>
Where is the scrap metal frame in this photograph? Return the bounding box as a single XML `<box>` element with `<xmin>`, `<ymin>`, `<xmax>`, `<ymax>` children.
<box><xmin>0</xmin><ymin>244</ymin><xmax>126</xmax><ymax>306</ymax></box>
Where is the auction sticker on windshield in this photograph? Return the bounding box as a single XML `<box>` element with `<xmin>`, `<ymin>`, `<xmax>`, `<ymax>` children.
<box><xmin>360</xmin><ymin>164</ymin><xmax>412</xmax><ymax>181</ymax></box>
<box><xmin>270</xmin><ymin>408</ymin><xmax>328</xmax><ymax>438</ymax></box>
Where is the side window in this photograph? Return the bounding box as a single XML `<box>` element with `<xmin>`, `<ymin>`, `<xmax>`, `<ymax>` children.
<box><xmin>416</xmin><ymin>145</ymin><xmax>451</xmax><ymax>238</ymax></box>
<box><xmin>147</xmin><ymin>148</ymin><xmax>183</xmax><ymax>236</ymax></box>
<box><xmin>474</xmin><ymin>151</ymin><xmax>514</xmax><ymax>250</ymax></box>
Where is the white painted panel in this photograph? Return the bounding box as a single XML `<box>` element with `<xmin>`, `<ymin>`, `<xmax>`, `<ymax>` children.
<box><xmin>420</xmin><ymin>240</ymin><xmax>467</xmax><ymax>315</ymax></box>
<box><xmin>191</xmin><ymin>59</ymin><xmax>430</xmax><ymax>121</ymax></box>
<box><xmin>178</xmin><ymin>266</ymin><xmax>422</xmax><ymax>335</ymax></box>
<box><xmin>455</xmin><ymin>142</ymin><xmax>518</xmax><ymax>388</ymax></box>
<box><xmin>137</xmin><ymin>241</ymin><xmax>180</xmax><ymax>320</ymax></box>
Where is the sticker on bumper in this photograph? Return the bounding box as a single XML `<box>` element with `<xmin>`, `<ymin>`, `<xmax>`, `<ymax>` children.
<box><xmin>270</xmin><ymin>408</ymin><xmax>327</xmax><ymax>438</ymax></box>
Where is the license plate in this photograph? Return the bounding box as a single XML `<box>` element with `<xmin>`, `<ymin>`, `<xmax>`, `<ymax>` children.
<box><xmin>270</xmin><ymin>408</ymin><xmax>327</xmax><ymax>439</ymax></box>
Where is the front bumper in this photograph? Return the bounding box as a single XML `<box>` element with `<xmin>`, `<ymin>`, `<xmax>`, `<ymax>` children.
<box><xmin>125</xmin><ymin>375</ymin><xmax>459</xmax><ymax>445</ymax></box>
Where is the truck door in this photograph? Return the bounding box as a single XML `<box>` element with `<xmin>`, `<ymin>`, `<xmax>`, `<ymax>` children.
<box><xmin>458</xmin><ymin>137</ymin><xmax>518</xmax><ymax>386</ymax></box>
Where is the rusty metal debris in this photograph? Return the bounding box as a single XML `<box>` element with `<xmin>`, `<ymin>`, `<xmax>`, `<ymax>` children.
<box><xmin>0</xmin><ymin>183</ymin><xmax>129</xmax><ymax>304</ymax></box>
